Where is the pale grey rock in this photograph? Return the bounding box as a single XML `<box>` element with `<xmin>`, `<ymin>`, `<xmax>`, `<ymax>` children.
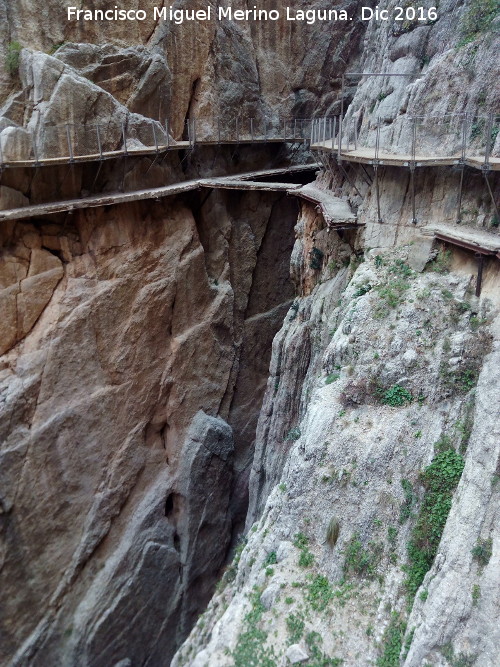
<box><xmin>286</xmin><ymin>644</ymin><xmax>309</xmax><ymax>663</ymax></box>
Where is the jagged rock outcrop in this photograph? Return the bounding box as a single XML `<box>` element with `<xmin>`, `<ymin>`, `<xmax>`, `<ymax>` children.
<box><xmin>173</xmin><ymin>236</ymin><xmax>499</xmax><ymax>667</ymax></box>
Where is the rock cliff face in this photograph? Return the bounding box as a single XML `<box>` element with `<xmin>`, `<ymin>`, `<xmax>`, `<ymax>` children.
<box><xmin>173</xmin><ymin>215</ymin><xmax>500</xmax><ymax>667</ymax></box>
<box><xmin>0</xmin><ymin>188</ymin><xmax>296</xmax><ymax>665</ymax></box>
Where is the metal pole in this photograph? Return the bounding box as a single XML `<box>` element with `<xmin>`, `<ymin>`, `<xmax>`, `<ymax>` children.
<box><xmin>374</xmin><ymin>165</ymin><xmax>382</xmax><ymax>223</ymax></box>
<box><xmin>484</xmin><ymin>111</ymin><xmax>493</xmax><ymax>169</ymax></box>
<box><xmin>284</xmin><ymin>117</ymin><xmax>287</xmax><ymax>142</ymax></box>
<box><xmin>218</xmin><ymin>117</ymin><xmax>221</xmax><ymax>144</ymax></box>
<box><xmin>483</xmin><ymin>171</ymin><xmax>500</xmax><ymax>225</ymax></box>
<box><xmin>166</xmin><ymin>118</ymin><xmax>170</xmax><ymax>148</ymax></box>
<box><xmin>250</xmin><ymin>117</ymin><xmax>254</xmax><ymax>142</ymax></box>
<box><xmin>96</xmin><ymin>125</ymin><xmax>103</xmax><ymax>159</ymax></box>
<box><xmin>475</xmin><ymin>253</ymin><xmax>484</xmax><ymax>297</ymax></box>
<box><xmin>32</xmin><ymin>133</ymin><xmax>40</xmax><ymax>166</ymax></box>
<box><xmin>338</xmin><ymin>117</ymin><xmax>342</xmax><ymax>162</ymax></box>
<box><xmin>264</xmin><ymin>118</ymin><xmax>268</xmax><ymax>142</ymax></box>
<box><xmin>66</xmin><ymin>123</ymin><xmax>74</xmax><ymax>162</ymax></box>
<box><xmin>410</xmin><ymin>116</ymin><xmax>417</xmax><ymax>224</ymax></box>
<box><xmin>122</xmin><ymin>121</ymin><xmax>128</xmax><ymax>156</ymax></box>
<box><xmin>152</xmin><ymin>122</ymin><xmax>159</xmax><ymax>153</ymax></box>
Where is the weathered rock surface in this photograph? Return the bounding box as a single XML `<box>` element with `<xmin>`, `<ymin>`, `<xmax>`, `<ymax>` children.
<box><xmin>173</xmin><ymin>238</ymin><xmax>499</xmax><ymax>667</ymax></box>
<box><xmin>0</xmin><ymin>187</ymin><xmax>296</xmax><ymax>665</ymax></box>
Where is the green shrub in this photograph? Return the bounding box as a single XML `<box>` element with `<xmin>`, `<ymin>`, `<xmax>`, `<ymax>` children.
<box><xmin>262</xmin><ymin>551</ymin><xmax>277</xmax><ymax>568</ymax></box>
<box><xmin>459</xmin><ymin>0</ymin><xmax>500</xmax><ymax>45</ymax></box>
<box><xmin>471</xmin><ymin>537</ymin><xmax>492</xmax><ymax>566</ymax></box>
<box><xmin>5</xmin><ymin>41</ymin><xmax>22</xmax><ymax>77</ymax></box>
<box><xmin>305</xmin><ymin>631</ymin><xmax>343</xmax><ymax>666</ymax></box>
<box><xmin>380</xmin><ymin>385</ymin><xmax>413</xmax><ymax>407</ymax></box>
<box><xmin>310</xmin><ymin>247</ymin><xmax>324</xmax><ymax>270</ymax></box>
<box><xmin>377</xmin><ymin>612</ymin><xmax>407</xmax><ymax>667</ymax></box>
<box><xmin>294</xmin><ymin>532</ymin><xmax>315</xmax><ymax>568</ymax></box>
<box><xmin>343</xmin><ymin>533</ymin><xmax>381</xmax><ymax>579</ymax></box>
<box><xmin>404</xmin><ymin>450</ymin><xmax>465</xmax><ymax>600</ymax></box>
<box><xmin>286</xmin><ymin>612</ymin><xmax>305</xmax><ymax>643</ymax></box>
<box><xmin>231</xmin><ymin>590</ymin><xmax>277</xmax><ymax>666</ymax></box>
<box><xmin>285</xmin><ymin>426</ymin><xmax>301</xmax><ymax>442</ymax></box>
<box><xmin>325</xmin><ymin>373</ymin><xmax>340</xmax><ymax>384</ymax></box>
<box><xmin>306</xmin><ymin>574</ymin><xmax>333</xmax><ymax>611</ymax></box>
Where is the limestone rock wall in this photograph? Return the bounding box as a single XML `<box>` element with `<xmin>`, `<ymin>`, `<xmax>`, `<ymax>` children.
<box><xmin>173</xmin><ymin>235</ymin><xmax>499</xmax><ymax>667</ymax></box>
<box><xmin>0</xmin><ymin>186</ymin><xmax>296</xmax><ymax>665</ymax></box>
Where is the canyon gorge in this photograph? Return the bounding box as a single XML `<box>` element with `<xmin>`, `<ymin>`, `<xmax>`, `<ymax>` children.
<box><xmin>1</xmin><ymin>1</ymin><xmax>499</xmax><ymax>666</ymax></box>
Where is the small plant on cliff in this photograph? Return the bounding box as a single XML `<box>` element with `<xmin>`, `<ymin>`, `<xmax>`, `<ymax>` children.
<box><xmin>5</xmin><ymin>41</ymin><xmax>22</xmax><ymax>77</ymax></box>
<box><xmin>326</xmin><ymin>517</ymin><xmax>341</xmax><ymax>547</ymax></box>
<box><xmin>285</xmin><ymin>426</ymin><xmax>301</xmax><ymax>442</ymax></box>
<box><xmin>377</xmin><ymin>612</ymin><xmax>407</xmax><ymax>667</ymax></box>
<box><xmin>306</xmin><ymin>632</ymin><xmax>343</xmax><ymax>666</ymax></box>
<box><xmin>231</xmin><ymin>589</ymin><xmax>277</xmax><ymax>667</ymax></box>
<box><xmin>459</xmin><ymin>0</ymin><xmax>500</xmax><ymax>45</ymax></box>
<box><xmin>343</xmin><ymin>533</ymin><xmax>382</xmax><ymax>579</ymax></box>
<box><xmin>380</xmin><ymin>385</ymin><xmax>413</xmax><ymax>407</ymax></box>
<box><xmin>309</xmin><ymin>246</ymin><xmax>324</xmax><ymax>270</ymax></box>
<box><xmin>262</xmin><ymin>551</ymin><xmax>277</xmax><ymax>568</ymax></box>
<box><xmin>404</xmin><ymin>449</ymin><xmax>465</xmax><ymax>600</ymax></box>
<box><xmin>286</xmin><ymin>612</ymin><xmax>305</xmax><ymax>643</ymax></box>
<box><xmin>306</xmin><ymin>574</ymin><xmax>334</xmax><ymax>611</ymax></box>
<box><xmin>294</xmin><ymin>532</ymin><xmax>315</xmax><ymax>567</ymax></box>
<box><xmin>471</xmin><ymin>537</ymin><xmax>493</xmax><ymax>567</ymax></box>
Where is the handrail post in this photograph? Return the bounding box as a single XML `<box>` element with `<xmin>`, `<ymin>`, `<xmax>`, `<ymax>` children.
<box><xmin>410</xmin><ymin>116</ymin><xmax>417</xmax><ymax>224</ymax></box>
<box><xmin>337</xmin><ymin>117</ymin><xmax>342</xmax><ymax>162</ymax></box>
<box><xmin>284</xmin><ymin>117</ymin><xmax>287</xmax><ymax>142</ymax></box>
<box><xmin>484</xmin><ymin>111</ymin><xmax>493</xmax><ymax>170</ymax></box>
<box><xmin>250</xmin><ymin>117</ymin><xmax>254</xmax><ymax>142</ymax></box>
<box><xmin>66</xmin><ymin>123</ymin><xmax>74</xmax><ymax>162</ymax></box>
<box><xmin>165</xmin><ymin>118</ymin><xmax>170</xmax><ymax>148</ymax></box>
<box><xmin>152</xmin><ymin>122</ymin><xmax>159</xmax><ymax>154</ymax></box>
<box><xmin>122</xmin><ymin>121</ymin><xmax>128</xmax><ymax>156</ymax></box>
<box><xmin>32</xmin><ymin>132</ymin><xmax>40</xmax><ymax>166</ymax></box>
<box><xmin>218</xmin><ymin>117</ymin><xmax>221</xmax><ymax>144</ymax></box>
<box><xmin>96</xmin><ymin>124</ymin><xmax>103</xmax><ymax>159</ymax></box>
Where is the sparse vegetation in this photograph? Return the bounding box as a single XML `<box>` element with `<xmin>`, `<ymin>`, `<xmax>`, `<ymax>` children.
<box><xmin>472</xmin><ymin>584</ymin><xmax>481</xmax><ymax>606</ymax></box>
<box><xmin>286</xmin><ymin>612</ymin><xmax>305</xmax><ymax>643</ymax></box>
<box><xmin>343</xmin><ymin>533</ymin><xmax>382</xmax><ymax>579</ymax></box>
<box><xmin>376</xmin><ymin>612</ymin><xmax>407</xmax><ymax>667</ymax></box>
<box><xmin>263</xmin><ymin>551</ymin><xmax>277</xmax><ymax>568</ymax></box>
<box><xmin>380</xmin><ymin>385</ymin><xmax>413</xmax><ymax>407</ymax></box>
<box><xmin>471</xmin><ymin>537</ymin><xmax>492</xmax><ymax>566</ymax></box>
<box><xmin>294</xmin><ymin>532</ymin><xmax>315</xmax><ymax>568</ymax></box>
<box><xmin>306</xmin><ymin>574</ymin><xmax>334</xmax><ymax>611</ymax></box>
<box><xmin>5</xmin><ymin>41</ymin><xmax>22</xmax><ymax>77</ymax></box>
<box><xmin>285</xmin><ymin>426</ymin><xmax>301</xmax><ymax>442</ymax></box>
<box><xmin>459</xmin><ymin>0</ymin><xmax>500</xmax><ymax>46</ymax></box>
<box><xmin>231</xmin><ymin>589</ymin><xmax>277</xmax><ymax>667</ymax></box>
<box><xmin>325</xmin><ymin>373</ymin><xmax>340</xmax><ymax>384</ymax></box>
<box><xmin>405</xmin><ymin>449</ymin><xmax>465</xmax><ymax>600</ymax></box>
<box><xmin>310</xmin><ymin>247</ymin><xmax>324</xmax><ymax>270</ymax></box>
<box><xmin>326</xmin><ymin>517</ymin><xmax>341</xmax><ymax>547</ymax></box>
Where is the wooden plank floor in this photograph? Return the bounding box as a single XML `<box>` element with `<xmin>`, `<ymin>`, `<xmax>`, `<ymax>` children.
<box><xmin>0</xmin><ymin>164</ymin><xmax>319</xmax><ymax>222</ymax></box>
<box><xmin>311</xmin><ymin>141</ymin><xmax>500</xmax><ymax>171</ymax></box>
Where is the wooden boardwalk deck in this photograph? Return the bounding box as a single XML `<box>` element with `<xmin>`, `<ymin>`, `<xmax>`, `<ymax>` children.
<box><xmin>0</xmin><ymin>138</ymin><xmax>307</xmax><ymax>169</ymax></box>
<box><xmin>0</xmin><ymin>164</ymin><xmax>319</xmax><ymax>223</ymax></box>
<box><xmin>311</xmin><ymin>141</ymin><xmax>500</xmax><ymax>171</ymax></box>
<box><xmin>290</xmin><ymin>184</ymin><xmax>359</xmax><ymax>227</ymax></box>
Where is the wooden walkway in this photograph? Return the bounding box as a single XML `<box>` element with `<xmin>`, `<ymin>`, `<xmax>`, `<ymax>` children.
<box><xmin>0</xmin><ymin>138</ymin><xmax>307</xmax><ymax>169</ymax></box>
<box><xmin>0</xmin><ymin>164</ymin><xmax>320</xmax><ymax>223</ymax></box>
<box><xmin>311</xmin><ymin>140</ymin><xmax>500</xmax><ymax>171</ymax></box>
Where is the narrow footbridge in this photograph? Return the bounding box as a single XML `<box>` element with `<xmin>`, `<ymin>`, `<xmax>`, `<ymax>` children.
<box><xmin>0</xmin><ymin>163</ymin><xmax>360</xmax><ymax>230</ymax></box>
